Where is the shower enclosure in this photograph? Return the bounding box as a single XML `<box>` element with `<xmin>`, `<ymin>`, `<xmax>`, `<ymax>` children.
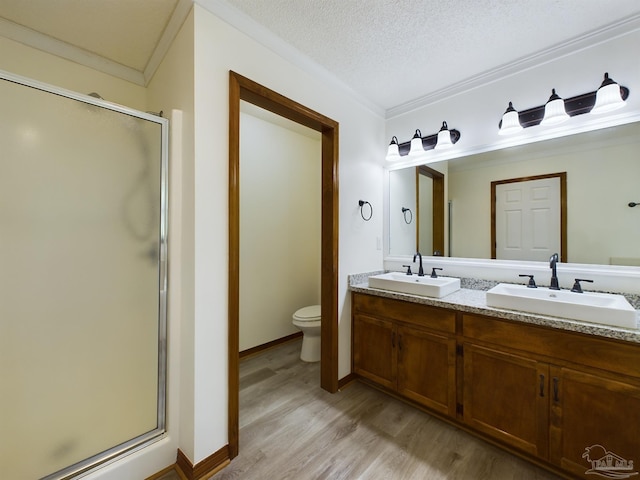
<box><xmin>0</xmin><ymin>70</ymin><xmax>168</xmax><ymax>479</ymax></box>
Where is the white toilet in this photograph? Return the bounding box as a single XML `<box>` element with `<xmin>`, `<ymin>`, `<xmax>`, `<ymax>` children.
<box><xmin>292</xmin><ymin>305</ymin><xmax>321</xmax><ymax>362</ymax></box>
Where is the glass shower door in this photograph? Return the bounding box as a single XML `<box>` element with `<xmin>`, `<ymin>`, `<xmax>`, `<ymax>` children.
<box><xmin>0</xmin><ymin>72</ymin><xmax>167</xmax><ymax>480</ymax></box>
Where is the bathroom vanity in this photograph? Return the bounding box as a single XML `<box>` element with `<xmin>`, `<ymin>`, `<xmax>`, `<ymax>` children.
<box><xmin>350</xmin><ymin>284</ymin><xmax>640</xmax><ymax>479</ymax></box>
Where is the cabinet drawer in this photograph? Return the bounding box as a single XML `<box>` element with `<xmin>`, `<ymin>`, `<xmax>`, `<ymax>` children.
<box><xmin>463</xmin><ymin>313</ymin><xmax>640</xmax><ymax>378</ymax></box>
<box><xmin>353</xmin><ymin>293</ymin><xmax>456</xmax><ymax>334</ymax></box>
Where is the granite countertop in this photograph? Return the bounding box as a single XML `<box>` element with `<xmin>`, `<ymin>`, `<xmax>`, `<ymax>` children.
<box><xmin>350</xmin><ymin>277</ymin><xmax>640</xmax><ymax>345</ymax></box>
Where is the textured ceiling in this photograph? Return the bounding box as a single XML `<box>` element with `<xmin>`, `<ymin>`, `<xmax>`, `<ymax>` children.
<box><xmin>1</xmin><ymin>0</ymin><xmax>639</xmax><ymax>112</ymax></box>
<box><xmin>222</xmin><ymin>0</ymin><xmax>640</xmax><ymax>112</ymax></box>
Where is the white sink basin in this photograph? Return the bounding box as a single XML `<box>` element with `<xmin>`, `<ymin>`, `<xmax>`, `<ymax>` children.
<box><xmin>486</xmin><ymin>283</ymin><xmax>638</xmax><ymax>329</ymax></box>
<box><xmin>368</xmin><ymin>272</ymin><xmax>460</xmax><ymax>298</ymax></box>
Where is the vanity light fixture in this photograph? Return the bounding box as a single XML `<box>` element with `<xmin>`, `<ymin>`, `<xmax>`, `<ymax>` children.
<box><xmin>386</xmin><ymin>136</ymin><xmax>401</xmax><ymax>161</ymax></box>
<box><xmin>498</xmin><ymin>102</ymin><xmax>523</xmax><ymax>136</ymax></box>
<box><xmin>385</xmin><ymin>123</ymin><xmax>461</xmax><ymax>161</ymax></box>
<box><xmin>498</xmin><ymin>72</ymin><xmax>630</xmax><ymax>135</ymax></box>
<box><xmin>434</xmin><ymin>121</ymin><xmax>454</xmax><ymax>149</ymax></box>
<box><xmin>591</xmin><ymin>73</ymin><xmax>627</xmax><ymax>114</ymax></box>
<box><xmin>408</xmin><ymin>129</ymin><xmax>425</xmax><ymax>157</ymax></box>
<box><xmin>540</xmin><ymin>89</ymin><xmax>570</xmax><ymax>126</ymax></box>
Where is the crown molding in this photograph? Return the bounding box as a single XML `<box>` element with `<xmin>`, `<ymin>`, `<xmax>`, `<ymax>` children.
<box><xmin>0</xmin><ymin>0</ymin><xmax>192</xmax><ymax>88</ymax></box>
<box><xmin>386</xmin><ymin>13</ymin><xmax>640</xmax><ymax>119</ymax></box>
<box><xmin>0</xmin><ymin>17</ymin><xmax>145</xmax><ymax>85</ymax></box>
<box><xmin>144</xmin><ymin>0</ymin><xmax>193</xmax><ymax>84</ymax></box>
<box><xmin>195</xmin><ymin>0</ymin><xmax>386</xmax><ymax>118</ymax></box>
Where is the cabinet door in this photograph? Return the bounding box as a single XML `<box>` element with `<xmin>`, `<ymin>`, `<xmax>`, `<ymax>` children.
<box><xmin>353</xmin><ymin>314</ymin><xmax>395</xmax><ymax>389</ymax></box>
<box><xmin>549</xmin><ymin>366</ymin><xmax>640</xmax><ymax>478</ymax></box>
<box><xmin>397</xmin><ymin>325</ymin><xmax>456</xmax><ymax>416</ymax></box>
<box><xmin>463</xmin><ymin>344</ymin><xmax>549</xmax><ymax>458</ymax></box>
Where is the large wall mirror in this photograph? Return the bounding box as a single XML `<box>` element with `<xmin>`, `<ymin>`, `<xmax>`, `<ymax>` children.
<box><xmin>388</xmin><ymin>121</ymin><xmax>640</xmax><ymax>266</ymax></box>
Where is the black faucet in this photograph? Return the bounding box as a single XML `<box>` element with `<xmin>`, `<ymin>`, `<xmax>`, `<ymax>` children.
<box><xmin>413</xmin><ymin>251</ymin><xmax>424</xmax><ymax>276</ymax></box>
<box><xmin>549</xmin><ymin>253</ymin><xmax>560</xmax><ymax>290</ymax></box>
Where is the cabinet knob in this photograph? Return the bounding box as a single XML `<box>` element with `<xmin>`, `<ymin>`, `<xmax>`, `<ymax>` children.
<box><xmin>553</xmin><ymin>377</ymin><xmax>559</xmax><ymax>402</ymax></box>
<box><xmin>539</xmin><ymin>374</ymin><xmax>545</xmax><ymax>397</ymax></box>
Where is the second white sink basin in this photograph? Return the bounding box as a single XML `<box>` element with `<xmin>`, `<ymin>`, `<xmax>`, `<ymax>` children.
<box><xmin>486</xmin><ymin>283</ymin><xmax>638</xmax><ymax>329</ymax></box>
<box><xmin>368</xmin><ymin>272</ymin><xmax>460</xmax><ymax>298</ymax></box>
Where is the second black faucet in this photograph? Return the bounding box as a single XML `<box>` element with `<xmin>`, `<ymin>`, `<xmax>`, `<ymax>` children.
<box><xmin>549</xmin><ymin>253</ymin><xmax>560</xmax><ymax>290</ymax></box>
<box><xmin>413</xmin><ymin>251</ymin><xmax>424</xmax><ymax>276</ymax></box>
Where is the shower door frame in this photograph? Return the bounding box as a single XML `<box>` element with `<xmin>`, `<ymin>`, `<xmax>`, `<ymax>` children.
<box><xmin>0</xmin><ymin>69</ymin><xmax>169</xmax><ymax>480</ymax></box>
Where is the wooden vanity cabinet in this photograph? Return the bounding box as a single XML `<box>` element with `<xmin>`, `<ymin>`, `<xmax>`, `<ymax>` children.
<box><xmin>352</xmin><ymin>313</ymin><xmax>395</xmax><ymax>389</ymax></box>
<box><xmin>352</xmin><ymin>291</ymin><xmax>640</xmax><ymax>479</ymax></box>
<box><xmin>463</xmin><ymin>313</ymin><xmax>640</xmax><ymax>478</ymax></box>
<box><xmin>352</xmin><ymin>293</ymin><xmax>457</xmax><ymax>416</ymax></box>
<box><xmin>396</xmin><ymin>324</ymin><xmax>456</xmax><ymax>414</ymax></box>
<box><xmin>549</xmin><ymin>366</ymin><xmax>640</xmax><ymax>478</ymax></box>
<box><xmin>462</xmin><ymin>343</ymin><xmax>550</xmax><ymax>458</ymax></box>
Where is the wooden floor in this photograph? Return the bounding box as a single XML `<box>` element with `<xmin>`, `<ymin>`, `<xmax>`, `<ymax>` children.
<box><xmin>164</xmin><ymin>339</ymin><xmax>562</xmax><ymax>480</ymax></box>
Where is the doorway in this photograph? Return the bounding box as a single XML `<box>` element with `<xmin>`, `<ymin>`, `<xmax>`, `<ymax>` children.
<box><xmin>238</xmin><ymin>103</ymin><xmax>321</xmax><ymax>353</ymax></box>
<box><xmin>228</xmin><ymin>72</ymin><xmax>339</xmax><ymax>458</ymax></box>
<box><xmin>491</xmin><ymin>172</ymin><xmax>567</xmax><ymax>262</ymax></box>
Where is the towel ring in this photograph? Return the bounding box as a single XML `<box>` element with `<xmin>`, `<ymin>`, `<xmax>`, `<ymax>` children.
<box><xmin>358</xmin><ymin>200</ymin><xmax>373</xmax><ymax>221</ymax></box>
<box><xmin>402</xmin><ymin>207</ymin><xmax>413</xmax><ymax>224</ymax></box>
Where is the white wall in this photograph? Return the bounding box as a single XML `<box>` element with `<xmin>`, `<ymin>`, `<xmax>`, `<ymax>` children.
<box><xmin>190</xmin><ymin>2</ymin><xmax>385</xmax><ymax>464</ymax></box>
<box><xmin>147</xmin><ymin>7</ymin><xmax>196</xmax><ymax>472</ymax></box>
<box><xmin>239</xmin><ymin>107</ymin><xmax>321</xmax><ymax>351</ymax></box>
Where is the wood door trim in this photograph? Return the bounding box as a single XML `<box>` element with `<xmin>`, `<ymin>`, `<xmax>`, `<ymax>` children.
<box><xmin>490</xmin><ymin>172</ymin><xmax>567</xmax><ymax>262</ymax></box>
<box><xmin>417</xmin><ymin>165</ymin><xmax>445</xmax><ymax>256</ymax></box>
<box><xmin>229</xmin><ymin>71</ymin><xmax>339</xmax><ymax>459</ymax></box>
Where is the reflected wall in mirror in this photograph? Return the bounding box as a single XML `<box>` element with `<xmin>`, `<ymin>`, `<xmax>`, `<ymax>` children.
<box><xmin>389</xmin><ymin>164</ymin><xmax>445</xmax><ymax>256</ymax></box>
<box><xmin>388</xmin><ymin>121</ymin><xmax>640</xmax><ymax>266</ymax></box>
<box><xmin>389</xmin><ymin>167</ymin><xmax>416</xmax><ymax>255</ymax></box>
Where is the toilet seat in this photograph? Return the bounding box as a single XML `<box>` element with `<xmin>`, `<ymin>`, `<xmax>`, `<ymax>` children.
<box><xmin>292</xmin><ymin>305</ymin><xmax>321</xmax><ymax>322</ymax></box>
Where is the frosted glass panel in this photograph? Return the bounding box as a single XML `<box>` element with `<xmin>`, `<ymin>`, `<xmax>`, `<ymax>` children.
<box><xmin>0</xmin><ymin>77</ymin><xmax>166</xmax><ymax>479</ymax></box>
